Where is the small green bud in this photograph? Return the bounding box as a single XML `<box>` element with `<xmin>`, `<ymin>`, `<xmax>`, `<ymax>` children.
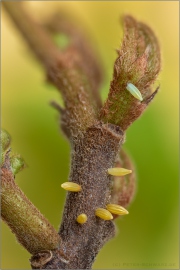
<box><xmin>53</xmin><ymin>33</ymin><xmax>70</xmax><ymax>50</ymax></box>
<box><xmin>10</xmin><ymin>154</ymin><xmax>26</xmax><ymax>175</ymax></box>
<box><xmin>1</xmin><ymin>129</ymin><xmax>11</xmax><ymax>152</ymax></box>
<box><xmin>0</xmin><ymin>152</ymin><xmax>5</xmax><ymax>166</ymax></box>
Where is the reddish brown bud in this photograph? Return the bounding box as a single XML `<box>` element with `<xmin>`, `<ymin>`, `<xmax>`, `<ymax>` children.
<box><xmin>100</xmin><ymin>15</ymin><xmax>161</xmax><ymax>130</ymax></box>
<box><xmin>111</xmin><ymin>149</ymin><xmax>136</xmax><ymax>219</ymax></box>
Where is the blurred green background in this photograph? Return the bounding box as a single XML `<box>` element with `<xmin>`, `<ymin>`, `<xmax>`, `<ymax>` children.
<box><xmin>1</xmin><ymin>1</ymin><xmax>179</xmax><ymax>269</ymax></box>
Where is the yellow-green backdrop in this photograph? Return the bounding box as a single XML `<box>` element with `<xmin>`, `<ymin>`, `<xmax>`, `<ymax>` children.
<box><xmin>1</xmin><ymin>1</ymin><xmax>179</xmax><ymax>269</ymax></box>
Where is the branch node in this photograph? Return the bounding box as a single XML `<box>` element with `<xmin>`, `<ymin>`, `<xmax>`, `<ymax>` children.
<box><xmin>30</xmin><ymin>250</ymin><xmax>53</xmax><ymax>269</ymax></box>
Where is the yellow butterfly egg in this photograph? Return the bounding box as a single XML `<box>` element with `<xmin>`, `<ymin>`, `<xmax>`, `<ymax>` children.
<box><xmin>108</xmin><ymin>167</ymin><xmax>132</xmax><ymax>176</ymax></box>
<box><xmin>76</xmin><ymin>214</ymin><xmax>87</xmax><ymax>224</ymax></box>
<box><xmin>95</xmin><ymin>208</ymin><xmax>113</xmax><ymax>220</ymax></box>
<box><xmin>106</xmin><ymin>204</ymin><xmax>129</xmax><ymax>215</ymax></box>
<box><xmin>61</xmin><ymin>182</ymin><xmax>82</xmax><ymax>192</ymax></box>
<box><xmin>126</xmin><ymin>83</ymin><xmax>143</xmax><ymax>101</ymax></box>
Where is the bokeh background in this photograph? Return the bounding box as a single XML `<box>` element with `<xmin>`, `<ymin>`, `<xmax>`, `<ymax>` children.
<box><xmin>1</xmin><ymin>1</ymin><xmax>179</xmax><ymax>269</ymax></box>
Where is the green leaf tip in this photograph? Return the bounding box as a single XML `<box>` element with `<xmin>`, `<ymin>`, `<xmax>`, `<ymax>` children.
<box><xmin>10</xmin><ymin>154</ymin><xmax>26</xmax><ymax>175</ymax></box>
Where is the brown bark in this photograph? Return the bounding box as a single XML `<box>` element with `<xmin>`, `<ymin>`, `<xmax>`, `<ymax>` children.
<box><xmin>30</xmin><ymin>122</ymin><xmax>124</xmax><ymax>269</ymax></box>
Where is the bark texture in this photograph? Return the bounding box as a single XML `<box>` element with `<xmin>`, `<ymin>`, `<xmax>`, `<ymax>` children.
<box><xmin>31</xmin><ymin>122</ymin><xmax>125</xmax><ymax>269</ymax></box>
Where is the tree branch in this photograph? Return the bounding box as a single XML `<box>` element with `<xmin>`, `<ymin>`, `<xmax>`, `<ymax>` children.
<box><xmin>2</xmin><ymin>2</ymin><xmax>161</xmax><ymax>269</ymax></box>
<box><xmin>1</xmin><ymin>131</ymin><xmax>60</xmax><ymax>255</ymax></box>
<box><xmin>3</xmin><ymin>1</ymin><xmax>99</xmax><ymax>138</ymax></box>
<box><xmin>31</xmin><ymin>122</ymin><xmax>125</xmax><ymax>269</ymax></box>
<box><xmin>1</xmin><ymin>167</ymin><xmax>61</xmax><ymax>254</ymax></box>
<box><xmin>44</xmin><ymin>12</ymin><xmax>104</xmax><ymax>108</ymax></box>
<box><xmin>57</xmin><ymin>123</ymin><xmax>124</xmax><ymax>268</ymax></box>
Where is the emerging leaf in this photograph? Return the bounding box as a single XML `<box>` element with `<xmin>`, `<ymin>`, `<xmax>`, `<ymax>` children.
<box><xmin>100</xmin><ymin>15</ymin><xmax>161</xmax><ymax>130</ymax></box>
